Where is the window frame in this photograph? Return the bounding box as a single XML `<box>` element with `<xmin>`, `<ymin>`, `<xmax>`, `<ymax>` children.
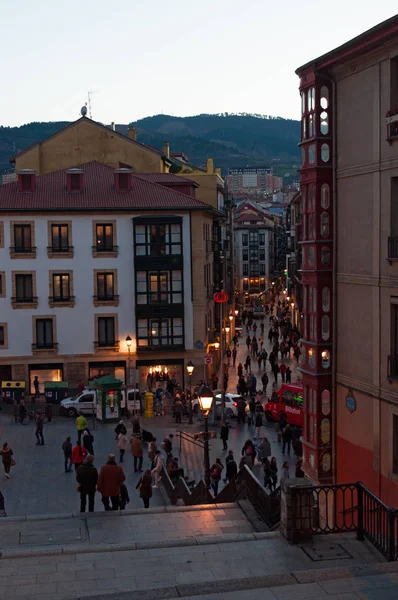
<box><xmin>0</xmin><ymin>271</ymin><xmax>5</xmax><ymax>298</ymax></box>
<box><xmin>12</xmin><ymin>271</ymin><xmax>38</xmax><ymax>307</ymax></box>
<box><xmin>136</xmin><ymin>269</ymin><xmax>183</xmax><ymax>305</ymax></box>
<box><xmin>0</xmin><ymin>323</ymin><xmax>8</xmax><ymax>349</ymax></box>
<box><xmin>32</xmin><ymin>315</ymin><xmax>57</xmax><ymax>354</ymax></box>
<box><xmin>136</xmin><ymin>316</ymin><xmax>184</xmax><ymax>349</ymax></box>
<box><xmin>10</xmin><ymin>221</ymin><xmax>36</xmax><ymax>258</ymax></box>
<box><xmin>92</xmin><ymin>221</ymin><xmax>118</xmax><ymax>258</ymax></box>
<box><xmin>134</xmin><ymin>223</ymin><xmax>182</xmax><ymax>257</ymax></box>
<box><xmin>95</xmin><ymin>314</ymin><xmax>119</xmax><ymax>350</ymax></box>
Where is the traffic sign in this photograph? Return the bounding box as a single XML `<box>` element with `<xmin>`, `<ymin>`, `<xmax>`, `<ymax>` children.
<box><xmin>214</xmin><ymin>291</ymin><xmax>228</xmax><ymax>303</ymax></box>
<box><xmin>204</xmin><ymin>355</ymin><xmax>213</xmax><ymax>365</ymax></box>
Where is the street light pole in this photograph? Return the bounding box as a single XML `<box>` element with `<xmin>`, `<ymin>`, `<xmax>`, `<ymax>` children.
<box><xmin>198</xmin><ymin>385</ymin><xmax>214</xmax><ymax>488</ymax></box>
<box><xmin>186</xmin><ymin>360</ymin><xmax>194</xmax><ymax>425</ymax></box>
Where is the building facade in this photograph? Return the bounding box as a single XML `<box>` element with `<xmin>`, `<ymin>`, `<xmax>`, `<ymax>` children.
<box><xmin>296</xmin><ymin>15</ymin><xmax>398</xmax><ymax>504</ymax></box>
<box><xmin>0</xmin><ymin>163</ymin><xmax>215</xmax><ymax>393</ymax></box>
<box><xmin>227</xmin><ymin>166</ymin><xmax>283</xmax><ymax>195</ymax></box>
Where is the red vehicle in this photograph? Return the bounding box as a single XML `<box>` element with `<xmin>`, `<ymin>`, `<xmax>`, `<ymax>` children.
<box><xmin>264</xmin><ymin>383</ymin><xmax>304</xmax><ymax>427</ymax></box>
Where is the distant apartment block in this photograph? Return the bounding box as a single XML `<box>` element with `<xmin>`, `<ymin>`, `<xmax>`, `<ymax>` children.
<box><xmin>226</xmin><ymin>166</ymin><xmax>283</xmax><ymax>195</ymax></box>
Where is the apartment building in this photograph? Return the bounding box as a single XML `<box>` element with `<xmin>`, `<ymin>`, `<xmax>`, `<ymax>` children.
<box><xmin>296</xmin><ymin>14</ymin><xmax>398</xmax><ymax>505</ymax></box>
<box><xmin>0</xmin><ymin>162</ymin><xmax>215</xmax><ymax>393</ymax></box>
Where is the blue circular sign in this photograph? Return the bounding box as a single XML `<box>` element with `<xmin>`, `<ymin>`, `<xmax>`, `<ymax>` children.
<box><xmin>346</xmin><ymin>395</ymin><xmax>356</xmax><ymax>413</ymax></box>
<box><xmin>195</xmin><ymin>340</ymin><xmax>203</xmax><ymax>349</ymax></box>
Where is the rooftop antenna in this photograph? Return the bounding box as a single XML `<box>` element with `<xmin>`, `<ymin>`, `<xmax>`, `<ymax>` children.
<box><xmin>87</xmin><ymin>90</ymin><xmax>99</xmax><ymax>119</ymax></box>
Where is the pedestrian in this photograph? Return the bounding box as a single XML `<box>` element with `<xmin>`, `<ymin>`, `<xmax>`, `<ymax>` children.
<box><xmin>76</xmin><ymin>455</ymin><xmax>98</xmax><ymax>513</ymax></box>
<box><xmin>242</xmin><ymin>439</ymin><xmax>256</xmax><ymax>466</ymax></box>
<box><xmin>225</xmin><ymin>451</ymin><xmax>237</xmax><ymax>482</ymax></box>
<box><xmin>279</xmin><ymin>363</ymin><xmax>287</xmax><ymax>383</ymax></box>
<box><xmin>269</xmin><ymin>457</ymin><xmax>278</xmax><ymax>491</ymax></box>
<box><xmin>151</xmin><ymin>450</ymin><xmax>164</xmax><ymax>488</ymax></box>
<box><xmin>72</xmin><ymin>440</ymin><xmax>88</xmax><ymax>471</ymax></box>
<box><xmin>119</xmin><ymin>483</ymin><xmax>130</xmax><ymax>510</ymax></box>
<box><xmin>132</xmin><ymin>416</ymin><xmax>141</xmax><ymax>435</ymax></box>
<box><xmin>131</xmin><ymin>434</ymin><xmax>143</xmax><ymax>472</ymax></box>
<box><xmin>162</xmin><ymin>433</ymin><xmax>174</xmax><ymax>457</ymax></box>
<box><xmin>225</xmin><ymin>348</ymin><xmax>232</xmax><ymax>366</ymax></box>
<box><xmin>174</xmin><ymin>397</ymin><xmax>183</xmax><ymax>424</ymax></box>
<box><xmin>272</xmin><ymin>362</ymin><xmax>279</xmax><ymax>385</ymax></box>
<box><xmin>237</xmin><ymin>397</ymin><xmax>246</xmax><ymax>424</ymax></box>
<box><xmin>148</xmin><ymin>437</ymin><xmax>157</xmax><ymax>469</ymax></box>
<box><xmin>75</xmin><ymin>413</ymin><xmax>87</xmax><ymax>443</ymax></box>
<box><xmin>82</xmin><ymin>428</ymin><xmax>94</xmax><ymax>455</ymax></box>
<box><xmin>35</xmin><ymin>411</ymin><xmax>44</xmax><ymax>445</ymax></box>
<box><xmin>237</xmin><ymin>363</ymin><xmax>243</xmax><ymax>378</ymax></box>
<box><xmin>211</xmin><ymin>373</ymin><xmax>219</xmax><ymax>391</ymax></box>
<box><xmin>223</xmin><ymin>372</ymin><xmax>228</xmax><ymax>391</ymax></box>
<box><xmin>19</xmin><ymin>401</ymin><xmax>27</xmax><ymax>424</ymax></box>
<box><xmin>45</xmin><ymin>403</ymin><xmax>53</xmax><ymax>423</ymax></box>
<box><xmin>232</xmin><ymin>334</ymin><xmax>239</xmax><ymax>347</ymax></box>
<box><xmin>248</xmin><ymin>397</ymin><xmax>256</xmax><ymax>425</ymax></box>
<box><xmin>263</xmin><ymin>458</ymin><xmax>272</xmax><ymax>490</ymax></box>
<box><xmin>280</xmin><ymin>461</ymin><xmax>290</xmax><ymax>483</ymax></box>
<box><xmin>220</xmin><ymin>422</ymin><xmax>229</xmax><ymax>450</ymax></box>
<box><xmin>232</xmin><ymin>347</ymin><xmax>237</xmax><ymax>366</ymax></box>
<box><xmin>136</xmin><ymin>470</ymin><xmax>153</xmax><ymax>508</ymax></box>
<box><xmin>286</xmin><ymin>366</ymin><xmax>292</xmax><ymax>384</ymax></box>
<box><xmin>117</xmin><ymin>431</ymin><xmax>127</xmax><ymax>463</ymax></box>
<box><xmin>210</xmin><ymin>458</ymin><xmax>223</xmax><ymax>495</ymax></box>
<box><xmin>97</xmin><ymin>454</ymin><xmax>126</xmax><ymax>511</ymax></box>
<box><xmin>261</xmin><ymin>372</ymin><xmax>269</xmax><ymax>391</ymax></box>
<box><xmin>282</xmin><ymin>424</ymin><xmax>293</xmax><ymax>455</ymax></box>
<box><xmin>245</xmin><ymin>355</ymin><xmax>251</xmax><ymax>372</ymax></box>
<box><xmin>33</xmin><ymin>375</ymin><xmax>40</xmax><ymax>400</ymax></box>
<box><xmin>257</xmin><ymin>437</ymin><xmax>271</xmax><ymax>464</ymax></box>
<box><xmin>62</xmin><ymin>436</ymin><xmax>72</xmax><ymax>473</ymax></box>
<box><xmin>251</xmin><ymin>373</ymin><xmax>257</xmax><ymax>394</ymax></box>
<box><xmin>254</xmin><ymin>411</ymin><xmax>263</xmax><ymax>440</ymax></box>
<box><xmin>0</xmin><ymin>442</ymin><xmax>13</xmax><ymax>479</ymax></box>
<box><xmin>114</xmin><ymin>420</ymin><xmax>127</xmax><ymax>438</ymax></box>
<box><xmin>252</xmin><ymin>323</ymin><xmax>257</xmax><ymax>333</ymax></box>
<box><xmin>259</xmin><ymin>335</ymin><xmax>264</xmax><ymax>350</ymax></box>
<box><xmin>78</xmin><ymin>380</ymin><xmax>85</xmax><ymax>393</ymax></box>
<box><xmin>246</xmin><ymin>335</ymin><xmax>251</xmax><ymax>352</ymax></box>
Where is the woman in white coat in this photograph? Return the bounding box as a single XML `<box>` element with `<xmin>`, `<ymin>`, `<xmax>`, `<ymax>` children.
<box><xmin>117</xmin><ymin>432</ymin><xmax>127</xmax><ymax>463</ymax></box>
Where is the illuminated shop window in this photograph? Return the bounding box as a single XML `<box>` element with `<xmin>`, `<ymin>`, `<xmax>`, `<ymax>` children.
<box><xmin>321</xmin><ymin>143</ymin><xmax>330</xmax><ymax>162</ymax></box>
<box><xmin>322</xmin><ymin>315</ymin><xmax>330</xmax><ymax>340</ymax></box>
<box><xmin>321</xmin><ymin>212</ymin><xmax>329</xmax><ymax>238</ymax></box>
<box><xmin>320</xmin><ymin>86</ymin><xmax>329</xmax><ymax>109</ymax></box>
<box><xmin>321</xmin><ymin>246</ymin><xmax>331</xmax><ymax>265</ymax></box>
<box><xmin>320</xmin><ymin>111</ymin><xmax>329</xmax><ymax>135</ymax></box>
<box><xmin>308</xmin><ymin>347</ymin><xmax>315</xmax><ymax>368</ymax></box>
<box><xmin>321</xmin><ymin>350</ymin><xmax>330</xmax><ymax>369</ymax></box>
<box><xmin>308</xmin><ymin>144</ymin><xmax>316</xmax><ymax>164</ymax></box>
<box><xmin>321</xmin><ymin>184</ymin><xmax>330</xmax><ymax>209</ymax></box>
<box><xmin>322</xmin><ymin>287</ymin><xmax>330</xmax><ymax>312</ymax></box>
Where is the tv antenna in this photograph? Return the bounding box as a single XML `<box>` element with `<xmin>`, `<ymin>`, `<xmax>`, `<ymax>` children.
<box><xmin>87</xmin><ymin>90</ymin><xmax>99</xmax><ymax>119</ymax></box>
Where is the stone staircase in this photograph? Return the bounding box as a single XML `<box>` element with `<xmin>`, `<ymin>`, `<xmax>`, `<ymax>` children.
<box><xmin>0</xmin><ymin>503</ymin><xmax>397</xmax><ymax>600</ymax></box>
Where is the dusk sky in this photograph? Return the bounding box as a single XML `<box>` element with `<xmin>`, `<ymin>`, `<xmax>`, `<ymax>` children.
<box><xmin>1</xmin><ymin>1</ymin><xmax>397</xmax><ymax>127</ymax></box>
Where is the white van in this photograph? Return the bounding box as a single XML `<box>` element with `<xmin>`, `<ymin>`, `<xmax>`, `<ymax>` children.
<box><xmin>60</xmin><ymin>388</ymin><xmax>140</xmax><ymax>417</ymax></box>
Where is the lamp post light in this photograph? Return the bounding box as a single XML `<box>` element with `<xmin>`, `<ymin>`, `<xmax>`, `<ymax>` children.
<box><xmin>198</xmin><ymin>385</ymin><xmax>214</xmax><ymax>488</ymax></box>
<box><xmin>234</xmin><ymin>309</ymin><xmax>239</xmax><ymax>316</ymax></box>
<box><xmin>186</xmin><ymin>360</ymin><xmax>195</xmax><ymax>424</ymax></box>
<box><xmin>125</xmin><ymin>335</ymin><xmax>132</xmax><ymax>385</ymax></box>
<box><xmin>228</xmin><ymin>315</ymin><xmax>233</xmax><ymax>322</ymax></box>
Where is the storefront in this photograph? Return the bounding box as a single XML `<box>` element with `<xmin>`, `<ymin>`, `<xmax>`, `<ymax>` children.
<box><xmin>88</xmin><ymin>361</ymin><xmax>126</xmax><ymax>384</ymax></box>
<box><xmin>136</xmin><ymin>359</ymin><xmax>184</xmax><ymax>392</ymax></box>
<box><xmin>28</xmin><ymin>363</ymin><xmax>64</xmax><ymax>396</ymax></box>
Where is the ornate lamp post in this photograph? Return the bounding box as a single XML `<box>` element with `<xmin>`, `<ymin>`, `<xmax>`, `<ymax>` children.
<box><xmin>186</xmin><ymin>360</ymin><xmax>195</xmax><ymax>424</ymax></box>
<box><xmin>125</xmin><ymin>335</ymin><xmax>132</xmax><ymax>385</ymax></box>
<box><xmin>198</xmin><ymin>385</ymin><xmax>214</xmax><ymax>488</ymax></box>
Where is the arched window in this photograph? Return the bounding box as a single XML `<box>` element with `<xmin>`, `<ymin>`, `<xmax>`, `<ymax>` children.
<box><xmin>302</xmin><ymin>117</ymin><xmax>307</xmax><ymax>140</ymax></box>
<box><xmin>321</xmin><ymin>184</ymin><xmax>330</xmax><ymax>209</ymax></box>
<box><xmin>322</xmin><ymin>315</ymin><xmax>330</xmax><ymax>340</ymax></box>
<box><xmin>309</xmin><ymin>114</ymin><xmax>314</xmax><ymax>137</ymax></box>
<box><xmin>322</xmin><ymin>287</ymin><xmax>330</xmax><ymax>312</ymax></box>
<box><xmin>301</xmin><ymin>147</ymin><xmax>306</xmax><ymax>166</ymax></box>
<box><xmin>320</xmin><ymin>86</ymin><xmax>329</xmax><ymax>109</ymax></box>
<box><xmin>320</xmin><ymin>111</ymin><xmax>329</xmax><ymax>135</ymax></box>
<box><xmin>302</xmin><ymin>91</ymin><xmax>306</xmax><ymax>114</ymax></box>
<box><xmin>321</xmin><ymin>212</ymin><xmax>329</xmax><ymax>238</ymax></box>
<box><xmin>308</xmin><ymin>214</ymin><xmax>314</xmax><ymax>239</ymax></box>
<box><xmin>321</xmin><ymin>350</ymin><xmax>330</xmax><ymax>369</ymax></box>
<box><xmin>308</xmin><ymin>347</ymin><xmax>315</xmax><ymax>368</ymax></box>
<box><xmin>308</xmin><ymin>246</ymin><xmax>315</xmax><ymax>266</ymax></box>
<box><xmin>313</xmin><ymin>287</ymin><xmax>317</xmax><ymax>312</ymax></box>
<box><xmin>321</xmin><ymin>143</ymin><xmax>330</xmax><ymax>162</ymax></box>
<box><xmin>308</xmin><ymin>184</ymin><xmax>315</xmax><ymax>210</ymax></box>
<box><xmin>321</xmin><ymin>246</ymin><xmax>331</xmax><ymax>265</ymax></box>
<box><xmin>321</xmin><ymin>390</ymin><xmax>331</xmax><ymax>415</ymax></box>
<box><xmin>308</xmin><ymin>144</ymin><xmax>316</xmax><ymax>164</ymax></box>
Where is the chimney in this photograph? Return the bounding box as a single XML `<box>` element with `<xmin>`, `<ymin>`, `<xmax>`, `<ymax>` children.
<box><xmin>66</xmin><ymin>168</ymin><xmax>84</xmax><ymax>192</ymax></box>
<box><xmin>163</xmin><ymin>142</ymin><xmax>170</xmax><ymax>159</ymax></box>
<box><xmin>17</xmin><ymin>169</ymin><xmax>36</xmax><ymax>193</ymax></box>
<box><xmin>206</xmin><ymin>158</ymin><xmax>214</xmax><ymax>174</ymax></box>
<box><xmin>114</xmin><ymin>168</ymin><xmax>133</xmax><ymax>192</ymax></box>
<box><xmin>127</xmin><ymin>126</ymin><xmax>137</xmax><ymax>141</ymax></box>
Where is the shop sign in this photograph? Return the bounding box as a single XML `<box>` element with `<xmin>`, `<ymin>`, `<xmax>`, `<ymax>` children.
<box><xmin>214</xmin><ymin>292</ymin><xmax>228</xmax><ymax>303</ymax></box>
<box><xmin>195</xmin><ymin>340</ymin><xmax>204</xmax><ymax>349</ymax></box>
<box><xmin>204</xmin><ymin>355</ymin><xmax>213</xmax><ymax>365</ymax></box>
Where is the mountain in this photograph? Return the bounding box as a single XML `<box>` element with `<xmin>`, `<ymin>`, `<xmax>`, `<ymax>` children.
<box><xmin>0</xmin><ymin>114</ymin><xmax>300</xmax><ymax>176</ymax></box>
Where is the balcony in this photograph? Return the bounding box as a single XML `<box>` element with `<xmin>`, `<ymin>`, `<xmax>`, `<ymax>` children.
<box><xmin>49</xmin><ymin>295</ymin><xmax>75</xmax><ymax>308</ymax></box>
<box><xmin>386</xmin><ymin>110</ymin><xmax>398</xmax><ymax>144</ymax></box>
<box><xmin>388</xmin><ymin>355</ymin><xmax>398</xmax><ymax>380</ymax></box>
<box><xmin>47</xmin><ymin>246</ymin><xmax>74</xmax><ymax>258</ymax></box>
<box><xmin>93</xmin><ymin>294</ymin><xmax>120</xmax><ymax>307</ymax></box>
<box><xmin>10</xmin><ymin>246</ymin><xmax>37</xmax><ymax>258</ymax></box>
<box><xmin>11</xmin><ymin>296</ymin><xmax>38</xmax><ymax>308</ymax></box>
<box><xmin>92</xmin><ymin>245</ymin><xmax>119</xmax><ymax>258</ymax></box>
<box><xmin>94</xmin><ymin>340</ymin><xmax>120</xmax><ymax>352</ymax></box>
<box><xmin>32</xmin><ymin>342</ymin><xmax>58</xmax><ymax>355</ymax></box>
<box><xmin>388</xmin><ymin>237</ymin><xmax>398</xmax><ymax>261</ymax></box>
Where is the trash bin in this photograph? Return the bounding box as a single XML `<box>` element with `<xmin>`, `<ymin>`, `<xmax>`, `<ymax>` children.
<box><xmin>1</xmin><ymin>381</ymin><xmax>25</xmax><ymax>404</ymax></box>
<box><xmin>44</xmin><ymin>381</ymin><xmax>69</xmax><ymax>404</ymax></box>
<box><xmin>144</xmin><ymin>392</ymin><xmax>154</xmax><ymax>418</ymax></box>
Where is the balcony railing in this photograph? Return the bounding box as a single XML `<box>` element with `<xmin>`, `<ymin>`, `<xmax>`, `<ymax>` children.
<box><xmin>388</xmin><ymin>355</ymin><xmax>398</xmax><ymax>379</ymax></box>
<box><xmin>49</xmin><ymin>296</ymin><xmax>75</xmax><ymax>303</ymax></box>
<box><xmin>47</xmin><ymin>246</ymin><xmax>74</xmax><ymax>254</ymax></box>
<box><xmin>11</xmin><ymin>296</ymin><xmax>38</xmax><ymax>305</ymax></box>
<box><xmin>388</xmin><ymin>237</ymin><xmax>398</xmax><ymax>260</ymax></box>
<box><xmin>32</xmin><ymin>343</ymin><xmax>58</xmax><ymax>351</ymax></box>
<box><xmin>93</xmin><ymin>294</ymin><xmax>119</xmax><ymax>303</ymax></box>
<box><xmin>10</xmin><ymin>246</ymin><xmax>37</xmax><ymax>256</ymax></box>
<box><xmin>94</xmin><ymin>340</ymin><xmax>120</xmax><ymax>350</ymax></box>
<box><xmin>92</xmin><ymin>245</ymin><xmax>119</xmax><ymax>254</ymax></box>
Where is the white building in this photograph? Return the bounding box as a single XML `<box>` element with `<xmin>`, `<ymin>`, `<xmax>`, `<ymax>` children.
<box><xmin>0</xmin><ymin>162</ymin><xmax>214</xmax><ymax>394</ymax></box>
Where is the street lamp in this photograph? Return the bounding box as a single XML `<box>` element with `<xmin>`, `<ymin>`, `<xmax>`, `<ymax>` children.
<box><xmin>225</xmin><ymin>325</ymin><xmax>230</xmax><ymax>334</ymax></box>
<box><xmin>198</xmin><ymin>385</ymin><xmax>214</xmax><ymax>488</ymax></box>
<box><xmin>228</xmin><ymin>315</ymin><xmax>233</xmax><ymax>322</ymax></box>
<box><xmin>214</xmin><ymin>342</ymin><xmax>220</xmax><ymax>350</ymax></box>
<box><xmin>234</xmin><ymin>309</ymin><xmax>239</xmax><ymax>316</ymax></box>
<box><xmin>186</xmin><ymin>360</ymin><xmax>195</xmax><ymax>424</ymax></box>
<box><xmin>125</xmin><ymin>335</ymin><xmax>132</xmax><ymax>385</ymax></box>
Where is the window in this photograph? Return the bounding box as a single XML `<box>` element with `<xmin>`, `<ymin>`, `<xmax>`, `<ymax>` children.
<box><xmin>321</xmin><ymin>350</ymin><xmax>330</xmax><ymax>369</ymax></box>
<box><xmin>98</xmin><ymin>317</ymin><xmax>116</xmax><ymax>347</ymax></box>
<box><xmin>242</xmin><ymin>249</ymin><xmax>248</xmax><ymax>261</ymax></box>
<box><xmin>136</xmin><ymin>270</ymin><xmax>182</xmax><ymax>304</ymax></box>
<box><xmin>308</xmin><ymin>144</ymin><xmax>315</xmax><ymax>164</ymax></box>
<box><xmin>308</xmin><ymin>114</ymin><xmax>314</xmax><ymax>137</ymax></box>
<box><xmin>242</xmin><ymin>234</ymin><xmax>248</xmax><ymax>246</ymax></box>
<box><xmin>390</xmin><ymin>57</ymin><xmax>398</xmax><ymax>110</ymax></box>
<box><xmin>307</xmin><ymin>87</ymin><xmax>315</xmax><ymax>111</ymax></box>
<box><xmin>259</xmin><ymin>249</ymin><xmax>265</xmax><ymax>261</ymax></box>
<box><xmin>13</xmin><ymin>224</ymin><xmax>32</xmax><ymax>253</ymax></box>
<box><xmin>0</xmin><ymin>222</ymin><xmax>4</xmax><ymax>248</ymax></box>
<box><xmin>308</xmin><ymin>246</ymin><xmax>315</xmax><ymax>267</ymax></box>
<box><xmin>35</xmin><ymin>318</ymin><xmax>54</xmax><ymax>349</ymax></box>
<box><xmin>322</xmin><ymin>315</ymin><xmax>330</xmax><ymax>341</ymax></box>
<box><xmin>312</xmin><ymin>287</ymin><xmax>317</xmax><ymax>312</ymax></box>
<box><xmin>137</xmin><ymin>317</ymin><xmax>183</xmax><ymax>348</ymax></box>
<box><xmin>0</xmin><ymin>272</ymin><xmax>5</xmax><ymax>298</ymax></box>
<box><xmin>52</xmin><ymin>274</ymin><xmax>71</xmax><ymax>301</ymax></box>
<box><xmin>321</xmin><ymin>212</ymin><xmax>329</xmax><ymax>238</ymax></box>
<box><xmin>51</xmin><ymin>224</ymin><xmax>69</xmax><ymax>251</ymax></box>
<box><xmin>135</xmin><ymin>223</ymin><xmax>182</xmax><ymax>256</ymax></box>
<box><xmin>393</xmin><ymin>415</ymin><xmax>398</xmax><ymax>475</ymax></box>
<box><xmin>242</xmin><ymin>264</ymin><xmax>248</xmax><ymax>276</ymax></box>
<box><xmin>322</xmin><ymin>288</ymin><xmax>330</xmax><ymax>313</ymax></box>
<box><xmin>321</xmin><ymin>246</ymin><xmax>331</xmax><ymax>265</ymax></box>
<box><xmin>259</xmin><ymin>263</ymin><xmax>266</xmax><ymax>276</ymax></box>
<box><xmin>243</xmin><ymin>278</ymin><xmax>249</xmax><ymax>291</ymax></box>
<box><xmin>321</xmin><ymin>184</ymin><xmax>330</xmax><ymax>209</ymax></box>
<box><xmin>96</xmin><ymin>223</ymin><xmax>114</xmax><ymax>252</ymax></box>
<box><xmin>390</xmin><ymin>301</ymin><xmax>398</xmax><ymax>378</ymax></box>
<box><xmin>308</xmin><ymin>347</ymin><xmax>315</xmax><ymax>368</ymax></box>
<box><xmin>321</xmin><ymin>143</ymin><xmax>330</xmax><ymax>162</ymax></box>
<box><xmin>15</xmin><ymin>274</ymin><xmax>33</xmax><ymax>302</ymax></box>
<box><xmin>308</xmin><ymin>214</ymin><xmax>315</xmax><ymax>239</ymax></box>
<box><xmin>97</xmin><ymin>273</ymin><xmax>115</xmax><ymax>300</ymax></box>
<box><xmin>320</xmin><ymin>111</ymin><xmax>329</xmax><ymax>135</ymax></box>
<box><xmin>259</xmin><ymin>234</ymin><xmax>265</xmax><ymax>246</ymax></box>
<box><xmin>0</xmin><ymin>323</ymin><xmax>7</xmax><ymax>348</ymax></box>
<box><xmin>301</xmin><ymin>91</ymin><xmax>306</xmax><ymax>114</ymax></box>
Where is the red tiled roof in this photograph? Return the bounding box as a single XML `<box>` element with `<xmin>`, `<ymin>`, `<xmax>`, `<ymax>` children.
<box><xmin>134</xmin><ymin>173</ymin><xmax>199</xmax><ymax>187</ymax></box>
<box><xmin>0</xmin><ymin>161</ymin><xmax>211</xmax><ymax>212</ymax></box>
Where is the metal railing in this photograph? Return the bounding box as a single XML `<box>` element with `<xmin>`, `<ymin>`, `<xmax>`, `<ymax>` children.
<box><xmin>176</xmin><ymin>430</ymin><xmax>205</xmax><ymax>452</ymax></box>
<box><xmin>388</xmin><ymin>237</ymin><xmax>398</xmax><ymax>259</ymax></box>
<box><xmin>292</xmin><ymin>482</ymin><xmax>398</xmax><ymax>561</ymax></box>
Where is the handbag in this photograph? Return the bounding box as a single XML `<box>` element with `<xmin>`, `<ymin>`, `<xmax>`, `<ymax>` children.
<box><xmin>11</xmin><ymin>457</ymin><xmax>16</xmax><ymax>467</ymax></box>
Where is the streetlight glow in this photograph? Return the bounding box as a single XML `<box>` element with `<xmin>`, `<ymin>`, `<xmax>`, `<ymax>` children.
<box><xmin>228</xmin><ymin>315</ymin><xmax>233</xmax><ymax>322</ymax></box>
<box><xmin>225</xmin><ymin>325</ymin><xmax>230</xmax><ymax>334</ymax></box>
<box><xmin>214</xmin><ymin>342</ymin><xmax>220</xmax><ymax>349</ymax></box>
<box><xmin>234</xmin><ymin>309</ymin><xmax>239</xmax><ymax>316</ymax></box>
<box><xmin>186</xmin><ymin>360</ymin><xmax>195</xmax><ymax>375</ymax></box>
<box><xmin>198</xmin><ymin>385</ymin><xmax>214</xmax><ymax>413</ymax></box>
<box><xmin>125</xmin><ymin>335</ymin><xmax>132</xmax><ymax>348</ymax></box>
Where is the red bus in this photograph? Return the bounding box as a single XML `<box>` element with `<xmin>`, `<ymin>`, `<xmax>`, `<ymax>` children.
<box><xmin>264</xmin><ymin>383</ymin><xmax>304</xmax><ymax>427</ymax></box>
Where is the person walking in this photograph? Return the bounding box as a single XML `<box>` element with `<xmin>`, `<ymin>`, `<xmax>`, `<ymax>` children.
<box><xmin>62</xmin><ymin>436</ymin><xmax>72</xmax><ymax>473</ymax></box>
<box><xmin>220</xmin><ymin>423</ymin><xmax>229</xmax><ymax>451</ymax></box>
<box><xmin>225</xmin><ymin>451</ymin><xmax>237</xmax><ymax>483</ymax></box>
<box><xmin>35</xmin><ymin>411</ymin><xmax>44</xmax><ymax>445</ymax></box>
<box><xmin>237</xmin><ymin>397</ymin><xmax>246</xmax><ymax>424</ymax></box>
<box><xmin>279</xmin><ymin>363</ymin><xmax>287</xmax><ymax>383</ymax></box>
<box><xmin>151</xmin><ymin>450</ymin><xmax>164</xmax><ymax>488</ymax></box>
<box><xmin>254</xmin><ymin>411</ymin><xmax>263</xmax><ymax>440</ymax></box>
<box><xmin>269</xmin><ymin>457</ymin><xmax>278</xmax><ymax>491</ymax></box>
<box><xmin>0</xmin><ymin>442</ymin><xmax>13</xmax><ymax>479</ymax></box>
<box><xmin>286</xmin><ymin>366</ymin><xmax>292</xmax><ymax>384</ymax></box>
<box><xmin>261</xmin><ymin>372</ymin><xmax>269</xmax><ymax>392</ymax></box>
<box><xmin>72</xmin><ymin>440</ymin><xmax>88</xmax><ymax>471</ymax></box>
<box><xmin>272</xmin><ymin>362</ymin><xmax>279</xmax><ymax>385</ymax></box>
<box><xmin>232</xmin><ymin>347</ymin><xmax>237</xmax><ymax>366</ymax></box>
<box><xmin>225</xmin><ymin>348</ymin><xmax>232</xmax><ymax>366</ymax></box>
<box><xmin>237</xmin><ymin>363</ymin><xmax>243</xmax><ymax>378</ymax></box>
<box><xmin>280</xmin><ymin>461</ymin><xmax>290</xmax><ymax>483</ymax></box>
<box><xmin>75</xmin><ymin>413</ymin><xmax>87</xmax><ymax>443</ymax></box>
<box><xmin>148</xmin><ymin>438</ymin><xmax>157</xmax><ymax>469</ymax></box>
<box><xmin>244</xmin><ymin>355</ymin><xmax>251</xmax><ymax>373</ymax></box>
<box><xmin>131</xmin><ymin>434</ymin><xmax>143</xmax><ymax>472</ymax></box>
<box><xmin>246</xmin><ymin>335</ymin><xmax>251</xmax><ymax>352</ymax></box>
<box><xmin>136</xmin><ymin>470</ymin><xmax>153</xmax><ymax>508</ymax></box>
<box><xmin>263</xmin><ymin>458</ymin><xmax>272</xmax><ymax>490</ymax></box>
<box><xmin>45</xmin><ymin>403</ymin><xmax>53</xmax><ymax>423</ymax></box>
<box><xmin>282</xmin><ymin>424</ymin><xmax>293</xmax><ymax>455</ymax></box>
<box><xmin>114</xmin><ymin>420</ymin><xmax>127</xmax><ymax>437</ymax></box>
<box><xmin>257</xmin><ymin>437</ymin><xmax>271</xmax><ymax>464</ymax></box>
<box><xmin>76</xmin><ymin>455</ymin><xmax>98</xmax><ymax>513</ymax></box>
<box><xmin>248</xmin><ymin>397</ymin><xmax>256</xmax><ymax>426</ymax></box>
<box><xmin>82</xmin><ymin>428</ymin><xmax>94</xmax><ymax>455</ymax></box>
<box><xmin>97</xmin><ymin>454</ymin><xmax>126</xmax><ymax>511</ymax></box>
<box><xmin>174</xmin><ymin>397</ymin><xmax>183</xmax><ymax>424</ymax></box>
<box><xmin>210</xmin><ymin>458</ymin><xmax>223</xmax><ymax>495</ymax></box>
<box><xmin>223</xmin><ymin>372</ymin><xmax>228</xmax><ymax>391</ymax></box>
<box><xmin>33</xmin><ymin>375</ymin><xmax>40</xmax><ymax>401</ymax></box>
<box><xmin>117</xmin><ymin>431</ymin><xmax>127</xmax><ymax>463</ymax></box>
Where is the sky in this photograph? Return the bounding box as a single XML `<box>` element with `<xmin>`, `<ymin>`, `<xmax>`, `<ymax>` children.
<box><xmin>0</xmin><ymin>1</ymin><xmax>397</xmax><ymax>127</ymax></box>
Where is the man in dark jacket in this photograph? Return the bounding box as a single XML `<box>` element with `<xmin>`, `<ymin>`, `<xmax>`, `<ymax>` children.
<box><xmin>237</xmin><ymin>398</ymin><xmax>246</xmax><ymax>424</ymax></box>
<box><xmin>62</xmin><ymin>436</ymin><xmax>72</xmax><ymax>473</ymax></box>
<box><xmin>282</xmin><ymin>424</ymin><xmax>293</xmax><ymax>455</ymax></box>
<box><xmin>35</xmin><ymin>411</ymin><xmax>44</xmax><ymax>445</ymax></box>
<box><xmin>76</xmin><ymin>455</ymin><xmax>98</xmax><ymax>512</ymax></box>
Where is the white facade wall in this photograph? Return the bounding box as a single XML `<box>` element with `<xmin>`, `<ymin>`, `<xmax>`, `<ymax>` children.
<box><xmin>0</xmin><ymin>212</ymin><xmax>194</xmax><ymax>359</ymax></box>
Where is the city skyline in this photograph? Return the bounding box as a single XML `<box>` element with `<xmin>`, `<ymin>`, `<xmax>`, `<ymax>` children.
<box><xmin>1</xmin><ymin>1</ymin><xmax>397</xmax><ymax>127</ymax></box>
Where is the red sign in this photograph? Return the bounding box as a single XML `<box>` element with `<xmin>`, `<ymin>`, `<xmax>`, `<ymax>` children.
<box><xmin>204</xmin><ymin>355</ymin><xmax>213</xmax><ymax>365</ymax></box>
<box><xmin>214</xmin><ymin>291</ymin><xmax>228</xmax><ymax>303</ymax></box>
